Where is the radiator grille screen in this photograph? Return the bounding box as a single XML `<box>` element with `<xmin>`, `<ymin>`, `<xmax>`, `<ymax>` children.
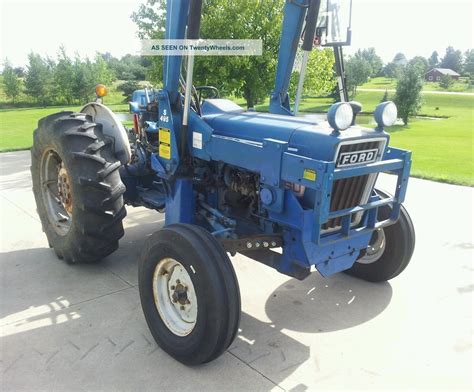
<box><xmin>323</xmin><ymin>141</ymin><xmax>382</xmax><ymax>231</ymax></box>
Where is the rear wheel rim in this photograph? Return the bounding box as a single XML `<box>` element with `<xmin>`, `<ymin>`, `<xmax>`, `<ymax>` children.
<box><xmin>357</xmin><ymin>228</ymin><xmax>386</xmax><ymax>264</ymax></box>
<box><xmin>152</xmin><ymin>258</ymin><xmax>198</xmax><ymax>336</ymax></box>
<box><xmin>40</xmin><ymin>149</ymin><xmax>72</xmax><ymax>236</ymax></box>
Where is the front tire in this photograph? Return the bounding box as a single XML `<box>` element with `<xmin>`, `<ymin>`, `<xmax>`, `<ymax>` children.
<box><xmin>31</xmin><ymin>112</ymin><xmax>126</xmax><ymax>263</ymax></box>
<box><xmin>344</xmin><ymin>190</ymin><xmax>415</xmax><ymax>282</ymax></box>
<box><xmin>139</xmin><ymin>224</ymin><xmax>241</xmax><ymax>365</ymax></box>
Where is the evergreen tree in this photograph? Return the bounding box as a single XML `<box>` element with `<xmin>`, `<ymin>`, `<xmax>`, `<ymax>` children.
<box><xmin>428</xmin><ymin>51</ymin><xmax>439</xmax><ymax>68</ymax></box>
<box><xmin>463</xmin><ymin>49</ymin><xmax>474</xmax><ymax>75</ymax></box>
<box><xmin>93</xmin><ymin>55</ymin><xmax>114</xmax><ymax>85</ymax></box>
<box><xmin>72</xmin><ymin>56</ymin><xmax>95</xmax><ymax>102</ymax></box>
<box><xmin>380</xmin><ymin>89</ymin><xmax>389</xmax><ymax>103</ymax></box>
<box><xmin>24</xmin><ymin>53</ymin><xmax>53</xmax><ymax>106</ymax></box>
<box><xmin>440</xmin><ymin>46</ymin><xmax>463</xmax><ymax>73</ymax></box>
<box><xmin>54</xmin><ymin>46</ymin><xmax>75</xmax><ymax>104</ymax></box>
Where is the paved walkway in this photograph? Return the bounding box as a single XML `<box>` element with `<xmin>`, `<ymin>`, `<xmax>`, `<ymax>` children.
<box><xmin>1</xmin><ymin>151</ymin><xmax>472</xmax><ymax>391</ymax></box>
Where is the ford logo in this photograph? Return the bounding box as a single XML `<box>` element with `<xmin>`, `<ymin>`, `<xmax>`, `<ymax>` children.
<box><xmin>337</xmin><ymin>148</ymin><xmax>379</xmax><ymax>167</ymax></box>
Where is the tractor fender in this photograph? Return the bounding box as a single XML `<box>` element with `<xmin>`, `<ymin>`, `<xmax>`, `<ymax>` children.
<box><xmin>81</xmin><ymin>102</ymin><xmax>131</xmax><ymax>164</ymax></box>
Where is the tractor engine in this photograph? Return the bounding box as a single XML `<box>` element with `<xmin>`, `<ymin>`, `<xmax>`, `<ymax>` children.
<box><xmin>220</xmin><ymin>166</ymin><xmax>258</xmax><ymax>218</ymax></box>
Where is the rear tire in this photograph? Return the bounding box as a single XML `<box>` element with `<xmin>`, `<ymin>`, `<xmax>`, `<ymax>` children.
<box><xmin>139</xmin><ymin>224</ymin><xmax>241</xmax><ymax>365</ymax></box>
<box><xmin>344</xmin><ymin>190</ymin><xmax>415</xmax><ymax>282</ymax></box>
<box><xmin>31</xmin><ymin>111</ymin><xmax>126</xmax><ymax>263</ymax></box>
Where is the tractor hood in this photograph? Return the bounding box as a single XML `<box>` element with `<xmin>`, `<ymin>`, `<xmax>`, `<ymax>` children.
<box><xmin>201</xmin><ymin>99</ymin><xmax>389</xmax><ymax>162</ymax></box>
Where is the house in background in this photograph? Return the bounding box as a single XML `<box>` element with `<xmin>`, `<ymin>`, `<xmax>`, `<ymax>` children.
<box><xmin>425</xmin><ymin>68</ymin><xmax>460</xmax><ymax>82</ymax></box>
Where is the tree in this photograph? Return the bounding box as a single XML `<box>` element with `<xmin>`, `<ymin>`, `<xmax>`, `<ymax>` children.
<box><xmin>382</xmin><ymin>62</ymin><xmax>401</xmax><ymax>78</ymax></box>
<box><xmin>54</xmin><ymin>46</ymin><xmax>75</xmax><ymax>104</ymax></box>
<box><xmin>354</xmin><ymin>48</ymin><xmax>383</xmax><ymax>77</ymax></box>
<box><xmin>13</xmin><ymin>67</ymin><xmax>25</xmax><ymax>77</ymax></box>
<box><xmin>93</xmin><ymin>54</ymin><xmax>114</xmax><ymax>85</ymax></box>
<box><xmin>439</xmin><ymin>74</ymin><xmax>454</xmax><ymax>89</ymax></box>
<box><xmin>428</xmin><ymin>51</ymin><xmax>439</xmax><ymax>68</ymax></box>
<box><xmin>288</xmin><ymin>48</ymin><xmax>336</xmax><ymax>98</ymax></box>
<box><xmin>198</xmin><ymin>0</ymin><xmax>283</xmax><ymax>108</ymax></box>
<box><xmin>408</xmin><ymin>56</ymin><xmax>429</xmax><ymax>74</ymax></box>
<box><xmin>382</xmin><ymin>53</ymin><xmax>407</xmax><ymax>79</ymax></box>
<box><xmin>440</xmin><ymin>46</ymin><xmax>462</xmax><ymax>73</ymax></box>
<box><xmin>380</xmin><ymin>89</ymin><xmax>389</xmax><ymax>103</ymax></box>
<box><xmin>392</xmin><ymin>52</ymin><xmax>407</xmax><ymax>66</ymax></box>
<box><xmin>132</xmin><ymin>0</ymin><xmax>283</xmax><ymax>108</ymax></box>
<box><xmin>72</xmin><ymin>56</ymin><xmax>95</xmax><ymax>102</ymax></box>
<box><xmin>394</xmin><ymin>64</ymin><xmax>423</xmax><ymax>125</ymax></box>
<box><xmin>463</xmin><ymin>49</ymin><xmax>474</xmax><ymax>75</ymax></box>
<box><xmin>24</xmin><ymin>53</ymin><xmax>53</xmax><ymax>106</ymax></box>
<box><xmin>118</xmin><ymin>80</ymin><xmax>142</xmax><ymax>101</ymax></box>
<box><xmin>345</xmin><ymin>56</ymin><xmax>371</xmax><ymax>98</ymax></box>
<box><xmin>2</xmin><ymin>60</ymin><xmax>22</xmax><ymax>102</ymax></box>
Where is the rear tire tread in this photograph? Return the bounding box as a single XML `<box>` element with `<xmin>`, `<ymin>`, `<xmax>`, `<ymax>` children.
<box><xmin>31</xmin><ymin>111</ymin><xmax>126</xmax><ymax>264</ymax></box>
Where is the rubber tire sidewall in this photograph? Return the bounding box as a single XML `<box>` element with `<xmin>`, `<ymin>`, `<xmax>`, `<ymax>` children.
<box><xmin>344</xmin><ymin>190</ymin><xmax>415</xmax><ymax>282</ymax></box>
<box><xmin>31</xmin><ymin>113</ymin><xmax>125</xmax><ymax>263</ymax></box>
<box><xmin>139</xmin><ymin>224</ymin><xmax>240</xmax><ymax>365</ymax></box>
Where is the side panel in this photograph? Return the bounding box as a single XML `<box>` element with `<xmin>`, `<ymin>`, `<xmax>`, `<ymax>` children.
<box><xmin>164</xmin><ymin>179</ymin><xmax>195</xmax><ymax>225</ymax></box>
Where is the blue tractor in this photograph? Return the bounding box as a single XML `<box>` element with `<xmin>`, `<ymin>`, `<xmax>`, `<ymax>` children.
<box><xmin>31</xmin><ymin>0</ymin><xmax>415</xmax><ymax>365</ymax></box>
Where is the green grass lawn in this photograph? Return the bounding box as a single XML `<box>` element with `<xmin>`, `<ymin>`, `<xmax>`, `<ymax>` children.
<box><xmin>387</xmin><ymin>95</ymin><xmax>473</xmax><ymax>185</ymax></box>
<box><xmin>0</xmin><ymin>101</ymin><xmax>129</xmax><ymax>151</ymax></box>
<box><xmin>1</xmin><ymin>90</ymin><xmax>472</xmax><ymax>185</ymax></box>
<box><xmin>296</xmin><ymin>93</ymin><xmax>473</xmax><ymax>185</ymax></box>
<box><xmin>360</xmin><ymin>76</ymin><xmax>474</xmax><ymax>93</ymax></box>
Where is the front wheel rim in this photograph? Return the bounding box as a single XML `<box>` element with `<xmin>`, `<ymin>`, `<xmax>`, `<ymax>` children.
<box><xmin>357</xmin><ymin>228</ymin><xmax>386</xmax><ymax>264</ymax></box>
<box><xmin>152</xmin><ymin>258</ymin><xmax>198</xmax><ymax>336</ymax></box>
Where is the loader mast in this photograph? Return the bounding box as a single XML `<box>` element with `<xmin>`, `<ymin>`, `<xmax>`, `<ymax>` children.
<box><xmin>270</xmin><ymin>0</ymin><xmax>351</xmax><ymax>115</ymax></box>
<box><xmin>269</xmin><ymin>0</ymin><xmax>307</xmax><ymax>115</ymax></box>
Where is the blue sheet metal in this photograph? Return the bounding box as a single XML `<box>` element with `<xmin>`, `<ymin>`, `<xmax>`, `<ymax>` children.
<box><xmin>125</xmin><ymin>0</ymin><xmax>413</xmax><ymax>279</ymax></box>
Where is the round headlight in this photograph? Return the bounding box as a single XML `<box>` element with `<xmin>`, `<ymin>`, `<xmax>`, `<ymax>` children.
<box><xmin>374</xmin><ymin>101</ymin><xmax>397</xmax><ymax>128</ymax></box>
<box><xmin>327</xmin><ymin>102</ymin><xmax>353</xmax><ymax>131</ymax></box>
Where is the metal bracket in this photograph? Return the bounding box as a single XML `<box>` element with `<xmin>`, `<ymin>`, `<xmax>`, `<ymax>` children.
<box><xmin>220</xmin><ymin>235</ymin><xmax>283</xmax><ymax>253</ymax></box>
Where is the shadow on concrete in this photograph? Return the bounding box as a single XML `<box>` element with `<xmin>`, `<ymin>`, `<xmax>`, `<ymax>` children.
<box><xmin>0</xmin><ymin>204</ymin><xmax>390</xmax><ymax>390</ymax></box>
<box><xmin>265</xmin><ymin>273</ymin><xmax>392</xmax><ymax>333</ymax></box>
<box><xmin>0</xmin><ymin>247</ymin><xmax>308</xmax><ymax>390</ymax></box>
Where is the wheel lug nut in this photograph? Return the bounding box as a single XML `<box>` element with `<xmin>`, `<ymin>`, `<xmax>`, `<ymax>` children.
<box><xmin>246</xmin><ymin>242</ymin><xmax>252</xmax><ymax>249</ymax></box>
<box><xmin>170</xmin><ymin>285</ymin><xmax>175</xmax><ymax>290</ymax></box>
<box><xmin>263</xmin><ymin>241</ymin><xmax>269</xmax><ymax>248</ymax></box>
<box><xmin>271</xmin><ymin>241</ymin><xmax>276</xmax><ymax>247</ymax></box>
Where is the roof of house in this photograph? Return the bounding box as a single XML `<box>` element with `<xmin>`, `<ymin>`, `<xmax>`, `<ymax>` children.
<box><xmin>426</xmin><ymin>68</ymin><xmax>460</xmax><ymax>76</ymax></box>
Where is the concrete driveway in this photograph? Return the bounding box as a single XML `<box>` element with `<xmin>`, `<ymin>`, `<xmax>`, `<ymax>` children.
<box><xmin>1</xmin><ymin>150</ymin><xmax>472</xmax><ymax>391</ymax></box>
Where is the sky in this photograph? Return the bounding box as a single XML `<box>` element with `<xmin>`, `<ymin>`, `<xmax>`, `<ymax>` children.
<box><xmin>0</xmin><ymin>0</ymin><xmax>472</xmax><ymax>68</ymax></box>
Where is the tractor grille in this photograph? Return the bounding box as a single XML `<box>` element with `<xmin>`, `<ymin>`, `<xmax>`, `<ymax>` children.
<box><xmin>323</xmin><ymin>140</ymin><xmax>384</xmax><ymax>231</ymax></box>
